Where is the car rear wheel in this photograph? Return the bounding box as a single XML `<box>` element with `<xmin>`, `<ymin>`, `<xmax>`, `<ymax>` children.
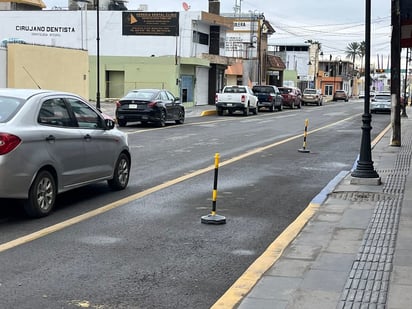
<box><xmin>24</xmin><ymin>170</ymin><xmax>56</xmax><ymax>218</ymax></box>
<box><xmin>243</xmin><ymin>105</ymin><xmax>250</xmax><ymax>116</ymax></box>
<box><xmin>108</xmin><ymin>153</ymin><xmax>130</xmax><ymax>190</ymax></box>
<box><xmin>269</xmin><ymin>104</ymin><xmax>274</xmax><ymax>112</ymax></box>
<box><xmin>157</xmin><ymin>110</ymin><xmax>166</xmax><ymax>127</ymax></box>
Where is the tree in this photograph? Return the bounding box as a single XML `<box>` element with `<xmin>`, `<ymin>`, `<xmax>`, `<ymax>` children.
<box><xmin>345</xmin><ymin>42</ymin><xmax>360</xmax><ymax>96</ymax></box>
<box><xmin>345</xmin><ymin>42</ymin><xmax>360</xmax><ymax>65</ymax></box>
<box><xmin>358</xmin><ymin>41</ymin><xmax>366</xmax><ymax>74</ymax></box>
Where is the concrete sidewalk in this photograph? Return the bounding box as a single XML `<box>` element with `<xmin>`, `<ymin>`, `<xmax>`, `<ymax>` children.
<box><xmin>212</xmin><ymin>115</ymin><xmax>412</xmax><ymax>309</ymax></box>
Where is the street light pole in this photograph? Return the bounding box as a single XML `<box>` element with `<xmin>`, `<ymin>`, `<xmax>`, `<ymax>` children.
<box><xmin>96</xmin><ymin>0</ymin><xmax>101</xmax><ymax>110</ymax></box>
<box><xmin>351</xmin><ymin>0</ymin><xmax>380</xmax><ymax>183</ymax></box>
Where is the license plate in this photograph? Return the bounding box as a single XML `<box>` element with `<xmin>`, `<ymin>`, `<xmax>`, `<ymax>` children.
<box><xmin>129</xmin><ymin>104</ymin><xmax>137</xmax><ymax>109</ymax></box>
<box><xmin>226</xmin><ymin>103</ymin><xmax>232</xmax><ymax>107</ymax></box>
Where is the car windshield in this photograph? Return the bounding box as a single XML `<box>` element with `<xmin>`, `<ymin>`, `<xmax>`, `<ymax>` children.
<box><xmin>124</xmin><ymin>90</ymin><xmax>156</xmax><ymax>100</ymax></box>
<box><xmin>304</xmin><ymin>89</ymin><xmax>316</xmax><ymax>94</ymax></box>
<box><xmin>0</xmin><ymin>96</ymin><xmax>24</xmax><ymax>122</ymax></box>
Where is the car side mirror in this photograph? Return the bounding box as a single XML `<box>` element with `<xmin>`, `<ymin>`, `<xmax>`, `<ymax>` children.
<box><xmin>105</xmin><ymin>118</ymin><xmax>115</xmax><ymax>129</ymax></box>
<box><xmin>174</xmin><ymin>97</ymin><xmax>180</xmax><ymax>102</ymax></box>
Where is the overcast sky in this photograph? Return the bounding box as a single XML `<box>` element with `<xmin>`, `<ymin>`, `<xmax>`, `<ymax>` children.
<box><xmin>43</xmin><ymin>0</ymin><xmax>392</xmax><ymax>61</ymax></box>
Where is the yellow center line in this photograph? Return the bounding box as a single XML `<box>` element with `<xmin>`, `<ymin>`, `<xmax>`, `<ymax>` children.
<box><xmin>0</xmin><ymin>114</ymin><xmax>360</xmax><ymax>256</ymax></box>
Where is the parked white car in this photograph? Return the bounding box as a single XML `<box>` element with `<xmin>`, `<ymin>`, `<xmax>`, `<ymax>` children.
<box><xmin>370</xmin><ymin>92</ymin><xmax>391</xmax><ymax>113</ymax></box>
<box><xmin>215</xmin><ymin>85</ymin><xmax>258</xmax><ymax>116</ymax></box>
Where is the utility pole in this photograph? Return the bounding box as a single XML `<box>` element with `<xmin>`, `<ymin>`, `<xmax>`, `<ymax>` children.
<box><xmin>390</xmin><ymin>0</ymin><xmax>401</xmax><ymax>146</ymax></box>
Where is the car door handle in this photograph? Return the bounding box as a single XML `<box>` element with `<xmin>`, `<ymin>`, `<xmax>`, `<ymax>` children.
<box><xmin>84</xmin><ymin>134</ymin><xmax>92</xmax><ymax>141</ymax></box>
<box><xmin>45</xmin><ymin>135</ymin><xmax>56</xmax><ymax>142</ymax></box>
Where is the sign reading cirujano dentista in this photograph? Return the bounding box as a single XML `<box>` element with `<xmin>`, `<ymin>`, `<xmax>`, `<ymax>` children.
<box><xmin>122</xmin><ymin>12</ymin><xmax>179</xmax><ymax>36</ymax></box>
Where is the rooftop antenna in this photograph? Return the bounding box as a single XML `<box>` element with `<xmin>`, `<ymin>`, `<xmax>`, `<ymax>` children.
<box><xmin>233</xmin><ymin>0</ymin><xmax>242</xmax><ymax>17</ymax></box>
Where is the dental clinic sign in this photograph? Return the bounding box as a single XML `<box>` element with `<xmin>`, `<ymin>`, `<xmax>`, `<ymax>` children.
<box><xmin>16</xmin><ymin>25</ymin><xmax>76</xmax><ymax>37</ymax></box>
<box><xmin>0</xmin><ymin>12</ymin><xmax>81</xmax><ymax>49</ymax></box>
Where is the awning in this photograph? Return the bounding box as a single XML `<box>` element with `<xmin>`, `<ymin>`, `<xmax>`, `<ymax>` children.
<box><xmin>225</xmin><ymin>62</ymin><xmax>243</xmax><ymax>75</ymax></box>
<box><xmin>0</xmin><ymin>0</ymin><xmax>46</xmax><ymax>9</ymax></box>
<box><xmin>266</xmin><ymin>55</ymin><xmax>286</xmax><ymax>71</ymax></box>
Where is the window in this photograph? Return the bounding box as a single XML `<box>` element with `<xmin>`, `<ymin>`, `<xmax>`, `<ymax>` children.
<box><xmin>193</xmin><ymin>31</ymin><xmax>209</xmax><ymax>45</ymax></box>
<box><xmin>0</xmin><ymin>96</ymin><xmax>23</xmax><ymax>123</ymax></box>
<box><xmin>38</xmin><ymin>98</ymin><xmax>73</xmax><ymax>127</ymax></box>
<box><xmin>165</xmin><ymin>91</ymin><xmax>176</xmax><ymax>101</ymax></box>
<box><xmin>159</xmin><ymin>91</ymin><xmax>169</xmax><ymax>101</ymax></box>
<box><xmin>325</xmin><ymin>85</ymin><xmax>333</xmax><ymax>96</ymax></box>
<box><xmin>66</xmin><ymin>98</ymin><xmax>103</xmax><ymax>129</ymax></box>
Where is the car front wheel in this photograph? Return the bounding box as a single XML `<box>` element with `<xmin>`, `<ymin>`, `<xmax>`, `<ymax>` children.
<box><xmin>117</xmin><ymin>119</ymin><xmax>127</xmax><ymax>127</ymax></box>
<box><xmin>277</xmin><ymin>103</ymin><xmax>283</xmax><ymax>111</ymax></box>
<box><xmin>24</xmin><ymin>170</ymin><xmax>56</xmax><ymax>218</ymax></box>
<box><xmin>108</xmin><ymin>153</ymin><xmax>130</xmax><ymax>190</ymax></box>
<box><xmin>175</xmin><ymin>109</ymin><xmax>185</xmax><ymax>124</ymax></box>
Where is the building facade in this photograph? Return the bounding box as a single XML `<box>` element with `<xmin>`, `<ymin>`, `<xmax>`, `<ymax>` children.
<box><xmin>0</xmin><ymin>6</ymin><xmax>233</xmax><ymax>105</ymax></box>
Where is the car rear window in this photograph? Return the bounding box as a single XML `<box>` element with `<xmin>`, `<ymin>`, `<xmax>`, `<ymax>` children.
<box><xmin>253</xmin><ymin>86</ymin><xmax>272</xmax><ymax>93</ymax></box>
<box><xmin>124</xmin><ymin>91</ymin><xmax>156</xmax><ymax>100</ymax></box>
<box><xmin>279</xmin><ymin>88</ymin><xmax>291</xmax><ymax>94</ymax></box>
<box><xmin>0</xmin><ymin>96</ymin><xmax>24</xmax><ymax>122</ymax></box>
<box><xmin>224</xmin><ymin>87</ymin><xmax>246</xmax><ymax>93</ymax></box>
<box><xmin>375</xmin><ymin>95</ymin><xmax>390</xmax><ymax>100</ymax></box>
<box><xmin>304</xmin><ymin>89</ymin><xmax>316</xmax><ymax>94</ymax></box>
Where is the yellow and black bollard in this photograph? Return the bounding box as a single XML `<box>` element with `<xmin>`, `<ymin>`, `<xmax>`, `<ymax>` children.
<box><xmin>298</xmin><ymin>119</ymin><xmax>310</xmax><ymax>153</ymax></box>
<box><xmin>201</xmin><ymin>153</ymin><xmax>226</xmax><ymax>225</ymax></box>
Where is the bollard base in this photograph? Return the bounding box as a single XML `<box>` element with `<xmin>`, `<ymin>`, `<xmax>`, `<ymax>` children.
<box><xmin>201</xmin><ymin>214</ymin><xmax>226</xmax><ymax>225</ymax></box>
<box><xmin>298</xmin><ymin>148</ymin><xmax>310</xmax><ymax>153</ymax></box>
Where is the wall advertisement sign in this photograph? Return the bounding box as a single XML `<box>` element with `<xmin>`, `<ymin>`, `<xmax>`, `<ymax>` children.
<box><xmin>400</xmin><ymin>0</ymin><xmax>412</xmax><ymax>47</ymax></box>
<box><xmin>122</xmin><ymin>12</ymin><xmax>179</xmax><ymax>36</ymax></box>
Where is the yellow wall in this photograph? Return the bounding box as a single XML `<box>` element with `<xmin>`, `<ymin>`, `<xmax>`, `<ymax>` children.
<box><xmin>7</xmin><ymin>44</ymin><xmax>89</xmax><ymax>99</ymax></box>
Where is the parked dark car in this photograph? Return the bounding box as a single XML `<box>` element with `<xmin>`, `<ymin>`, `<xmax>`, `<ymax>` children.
<box><xmin>252</xmin><ymin>85</ymin><xmax>283</xmax><ymax>112</ymax></box>
<box><xmin>333</xmin><ymin>90</ymin><xmax>349</xmax><ymax>102</ymax></box>
<box><xmin>301</xmin><ymin>88</ymin><xmax>323</xmax><ymax>106</ymax></box>
<box><xmin>278</xmin><ymin>87</ymin><xmax>302</xmax><ymax>109</ymax></box>
<box><xmin>116</xmin><ymin>89</ymin><xmax>185</xmax><ymax>127</ymax></box>
<box><xmin>0</xmin><ymin>88</ymin><xmax>131</xmax><ymax>218</ymax></box>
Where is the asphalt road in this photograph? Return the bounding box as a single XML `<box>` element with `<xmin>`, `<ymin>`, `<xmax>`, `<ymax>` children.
<box><xmin>0</xmin><ymin>99</ymin><xmax>391</xmax><ymax>308</ymax></box>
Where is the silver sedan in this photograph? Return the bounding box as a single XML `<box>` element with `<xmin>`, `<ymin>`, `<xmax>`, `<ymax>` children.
<box><xmin>0</xmin><ymin>89</ymin><xmax>131</xmax><ymax>218</ymax></box>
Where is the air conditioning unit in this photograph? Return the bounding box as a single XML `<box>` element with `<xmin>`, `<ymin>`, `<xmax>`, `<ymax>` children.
<box><xmin>323</xmin><ymin>72</ymin><xmax>329</xmax><ymax>77</ymax></box>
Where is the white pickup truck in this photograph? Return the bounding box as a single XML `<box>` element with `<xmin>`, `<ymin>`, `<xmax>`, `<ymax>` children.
<box><xmin>215</xmin><ymin>85</ymin><xmax>258</xmax><ymax>116</ymax></box>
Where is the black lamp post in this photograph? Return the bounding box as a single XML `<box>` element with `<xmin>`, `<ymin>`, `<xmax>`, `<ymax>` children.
<box><xmin>351</xmin><ymin>0</ymin><xmax>380</xmax><ymax>182</ymax></box>
<box><xmin>96</xmin><ymin>0</ymin><xmax>101</xmax><ymax>110</ymax></box>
